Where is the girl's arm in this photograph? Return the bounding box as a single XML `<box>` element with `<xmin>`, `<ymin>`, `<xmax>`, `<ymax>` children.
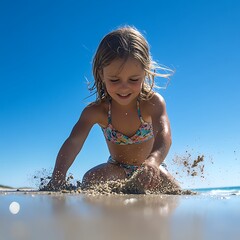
<box><xmin>146</xmin><ymin>93</ymin><xmax>172</xmax><ymax>166</ymax></box>
<box><xmin>49</xmin><ymin>105</ymin><xmax>97</xmax><ymax>189</ymax></box>
<box><xmin>124</xmin><ymin>94</ymin><xmax>174</xmax><ymax>192</ymax></box>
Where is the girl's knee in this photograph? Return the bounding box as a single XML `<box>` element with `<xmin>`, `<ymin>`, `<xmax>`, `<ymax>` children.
<box><xmin>82</xmin><ymin>166</ymin><xmax>105</xmax><ymax>186</ymax></box>
<box><xmin>82</xmin><ymin>163</ymin><xmax>126</xmax><ymax>187</ymax></box>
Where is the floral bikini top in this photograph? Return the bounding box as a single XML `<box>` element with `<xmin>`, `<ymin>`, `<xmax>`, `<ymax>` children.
<box><xmin>101</xmin><ymin>100</ymin><xmax>154</xmax><ymax>145</ymax></box>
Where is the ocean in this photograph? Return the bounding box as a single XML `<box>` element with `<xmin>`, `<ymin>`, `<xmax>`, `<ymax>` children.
<box><xmin>192</xmin><ymin>185</ymin><xmax>240</xmax><ymax>196</ymax></box>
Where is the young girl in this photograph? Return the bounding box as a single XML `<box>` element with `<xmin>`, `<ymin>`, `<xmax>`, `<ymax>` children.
<box><xmin>47</xmin><ymin>26</ymin><xmax>180</xmax><ymax>193</ymax></box>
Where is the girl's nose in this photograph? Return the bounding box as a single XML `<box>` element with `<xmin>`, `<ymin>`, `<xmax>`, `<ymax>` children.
<box><xmin>119</xmin><ymin>81</ymin><xmax>129</xmax><ymax>89</ymax></box>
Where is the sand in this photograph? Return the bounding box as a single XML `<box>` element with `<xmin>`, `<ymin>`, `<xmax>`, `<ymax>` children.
<box><xmin>36</xmin><ymin>165</ymin><xmax>194</xmax><ymax>195</ymax></box>
<box><xmin>1</xmin><ymin>189</ymin><xmax>240</xmax><ymax>240</ymax></box>
<box><xmin>33</xmin><ymin>152</ymin><xmax>208</xmax><ymax>196</ymax></box>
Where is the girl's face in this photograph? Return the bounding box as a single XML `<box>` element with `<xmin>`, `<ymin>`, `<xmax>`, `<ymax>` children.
<box><xmin>101</xmin><ymin>57</ymin><xmax>145</xmax><ymax>106</ymax></box>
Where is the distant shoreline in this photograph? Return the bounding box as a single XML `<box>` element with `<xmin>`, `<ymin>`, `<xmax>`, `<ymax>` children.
<box><xmin>0</xmin><ymin>185</ymin><xmax>14</xmax><ymax>190</ymax></box>
<box><xmin>0</xmin><ymin>184</ymin><xmax>34</xmax><ymax>191</ymax></box>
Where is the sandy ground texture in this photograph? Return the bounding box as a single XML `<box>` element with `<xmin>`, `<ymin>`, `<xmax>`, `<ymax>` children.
<box><xmin>1</xmin><ymin>189</ymin><xmax>240</xmax><ymax>240</ymax></box>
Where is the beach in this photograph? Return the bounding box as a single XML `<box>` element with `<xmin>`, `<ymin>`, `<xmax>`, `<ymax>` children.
<box><xmin>1</xmin><ymin>189</ymin><xmax>240</xmax><ymax>240</ymax></box>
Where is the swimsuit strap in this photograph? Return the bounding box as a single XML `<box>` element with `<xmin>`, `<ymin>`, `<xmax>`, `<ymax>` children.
<box><xmin>137</xmin><ymin>99</ymin><xmax>145</xmax><ymax>123</ymax></box>
<box><xmin>107</xmin><ymin>100</ymin><xmax>112</xmax><ymax>124</ymax></box>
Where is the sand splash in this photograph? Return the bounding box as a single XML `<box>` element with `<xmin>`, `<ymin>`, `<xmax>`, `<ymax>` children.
<box><xmin>172</xmin><ymin>152</ymin><xmax>207</xmax><ymax>179</ymax></box>
<box><xmin>37</xmin><ymin>168</ymin><xmax>194</xmax><ymax>196</ymax></box>
<box><xmin>35</xmin><ymin>150</ymin><xmax>210</xmax><ymax>196</ymax></box>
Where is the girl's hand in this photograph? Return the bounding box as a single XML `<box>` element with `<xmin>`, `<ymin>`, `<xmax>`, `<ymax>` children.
<box><xmin>135</xmin><ymin>161</ymin><xmax>161</xmax><ymax>191</ymax></box>
<box><xmin>40</xmin><ymin>173</ymin><xmax>67</xmax><ymax>191</ymax></box>
<box><xmin>123</xmin><ymin>161</ymin><xmax>162</xmax><ymax>193</ymax></box>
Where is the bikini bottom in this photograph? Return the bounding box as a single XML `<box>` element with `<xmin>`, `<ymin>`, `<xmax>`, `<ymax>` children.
<box><xmin>107</xmin><ymin>156</ymin><xmax>168</xmax><ymax>179</ymax></box>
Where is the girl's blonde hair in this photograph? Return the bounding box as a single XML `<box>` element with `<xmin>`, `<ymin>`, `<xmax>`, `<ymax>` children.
<box><xmin>91</xmin><ymin>26</ymin><xmax>173</xmax><ymax>101</ymax></box>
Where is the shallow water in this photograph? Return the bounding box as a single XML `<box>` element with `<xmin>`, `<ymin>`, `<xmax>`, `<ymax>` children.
<box><xmin>1</xmin><ymin>190</ymin><xmax>240</xmax><ymax>240</ymax></box>
<box><xmin>193</xmin><ymin>186</ymin><xmax>240</xmax><ymax>196</ymax></box>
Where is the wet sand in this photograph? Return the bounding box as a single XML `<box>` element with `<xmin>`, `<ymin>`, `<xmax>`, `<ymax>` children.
<box><xmin>1</xmin><ymin>189</ymin><xmax>240</xmax><ymax>240</ymax></box>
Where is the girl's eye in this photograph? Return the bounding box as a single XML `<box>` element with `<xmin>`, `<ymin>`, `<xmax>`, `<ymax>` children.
<box><xmin>110</xmin><ymin>79</ymin><xmax>119</xmax><ymax>83</ymax></box>
<box><xmin>130</xmin><ymin>79</ymin><xmax>139</xmax><ymax>82</ymax></box>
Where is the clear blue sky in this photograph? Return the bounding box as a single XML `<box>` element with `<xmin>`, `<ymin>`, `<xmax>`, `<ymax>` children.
<box><xmin>1</xmin><ymin>0</ymin><xmax>240</xmax><ymax>189</ymax></box>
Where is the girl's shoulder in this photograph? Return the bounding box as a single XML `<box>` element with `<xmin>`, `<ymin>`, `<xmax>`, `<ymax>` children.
<box><xmin>81</xmin><ymin>100</ymin><xmax>109</xmax><ymax>125</ymax></box>
<box><xmin>140</xmin><ymin>93</ymin><xmax>167</xmax><ymax>117</ymax></box>
<box><xmin>148</xmin><ymin>92</ymin><xmax>165</xmax><ymax>105</ymax></box>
